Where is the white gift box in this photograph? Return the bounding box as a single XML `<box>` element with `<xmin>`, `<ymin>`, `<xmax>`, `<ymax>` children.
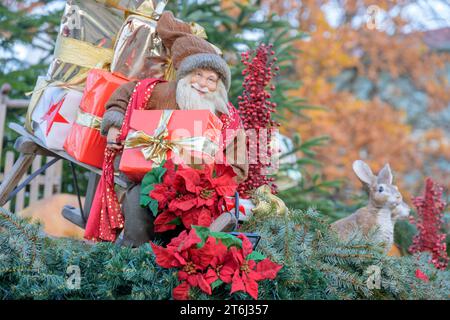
<box><xmin>224</xmin><ymin>197</ymin><xmax>255</xmax><ymax>222</ymax></box>
<box><xmin>30</xmin><ymin>79</ymin><xmax>82</xmax><ymax>150</ymax></box>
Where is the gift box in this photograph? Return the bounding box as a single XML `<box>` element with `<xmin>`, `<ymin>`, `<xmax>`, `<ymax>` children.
<box><xmin>64</xmin><ymin>69</ymin><xmax>129</xmax><ymax>168</ymax></box>
<box><xmin>110</xmin><ymin>14</ymin><xmax>169</xmax><ymax>80</ymax></box>
<box><xmin>47</xmin><ymin>0</ymin><xmax>123</xmax><ymax>86</ymax></box>
<box><xmin>224</xmin><ymin>197</ymin><xmax>255</xmax><ymax>222</ymax></box>
<box><xmin>111</xmin><ymin>13</ymin><xmax>221</xmax><ymax>81</ymax></box>
<box><xmin>26</xmin><ymin>77</ymin><xmax>83</xmax><ymax>150</ymax></box>
<box><xmin>119</xmin><ymin>110</ymin><xmax>223</xmax><ymax>182</ymax></box>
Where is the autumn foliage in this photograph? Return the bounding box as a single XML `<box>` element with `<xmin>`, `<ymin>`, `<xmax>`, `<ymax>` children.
<box><xmin>255</xmin><ymin>0</ymin><xmax>450</xmax><ymax>199</ymax></box>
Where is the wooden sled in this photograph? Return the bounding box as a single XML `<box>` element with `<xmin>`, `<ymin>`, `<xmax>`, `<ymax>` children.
<box><xmin>0</xmin><ymin>123</ymin><xmax>260</xmax><ymax>248</ymax></box>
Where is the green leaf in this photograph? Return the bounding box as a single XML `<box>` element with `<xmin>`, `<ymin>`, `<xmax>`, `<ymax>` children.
<box><xmin>246</xmin><ymin>251</ymin><xmax>266</xmax><ymax>262</ymax></box>
<box><xmin>209</xmin><ymin>232</ymin><xmax>242</xmax><ymax>249</ymax></box>
<box><xmin>211</xmin><ymin>279</ymin><xmax>223</xmax><ymax>290</ymax></box>
<box><xmin>141</xmin><ymin>184</ymin><xmax>154</xmax><ymax>196</ymax></box>
<box><xmin>141</xmin><ymin>164</ymin><xmax>167</xmax><ymax>189</ymax></box>
<box><xmin>140</xmin><ymin>195</ymin><xmax>152</xmax><ymax>207</ymax></box>
<box><xmin>149</xmin><ymin>199</ymin><xmax>159</xmax><ymax>217</ymax></box>
<box><xmin>167</xmin><ymin>217</ymin><xmax>182</xmax><ymax>225</ymax></box>
<box><xmin>192</xmin><ymin>226</ymin><xmax>211</xmax><ymax>248</ymax></box>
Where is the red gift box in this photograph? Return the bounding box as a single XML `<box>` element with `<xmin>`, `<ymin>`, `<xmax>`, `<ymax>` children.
<box><xmin>119</xmin><ymin>109</ymin><xmax>223</xmax><ymax>182</ymax></box>
<box><xmin>64</xmin><ymin>69</ymin><xmax>129</xmax><ymax>168</ymax></box>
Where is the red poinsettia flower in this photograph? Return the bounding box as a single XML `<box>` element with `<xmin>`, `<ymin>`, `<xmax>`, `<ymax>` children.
<box><xmin>228</xmin><ymin>234</ymin><xmax>283</xmax><ymax>299</ymax></box>
<box><xmin>208</xmin><ymin>164</ymin><xmax>239</xmax><ymax>197</ymax></box>
<box><xmin>205</xmin><ymin>251</ymin><xmax>237</xmax><ymax>286</ymax></box>
<box><xmin>149</xmin><ymin>162</ymin><xmax>238</xmax><ymax>232</ymax></box>
<box><xmin>152</xmin><ymin>229</ymin><xmax>227</xmax><ymax>298</ymax></box>
<box><xmin>149</xmin><ymin>161</ymin><xmax>178</xmax><ymax>209</ymax></box>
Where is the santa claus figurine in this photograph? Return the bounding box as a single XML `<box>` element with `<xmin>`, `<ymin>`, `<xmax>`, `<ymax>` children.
<box><xmin>98</xmin><ymin>12</ymin><xmax>248</xmax><ymax>247</ymax></box>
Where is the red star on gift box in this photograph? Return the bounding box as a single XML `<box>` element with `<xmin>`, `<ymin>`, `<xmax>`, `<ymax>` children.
<box><xmin>41</xmin><ymin>95</ymin><xmax>69</xmax><ymax>135</ymax></box>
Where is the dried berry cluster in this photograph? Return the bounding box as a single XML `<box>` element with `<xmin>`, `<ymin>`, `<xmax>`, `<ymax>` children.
<box><xmin>409</xmin><ymin>178</ymin><xmax>448</xmax><ymax>270</ymax></box>
<box><xmin>238</xmin><ymin>43</ymin><xmax>280</xmax><ymax>197</ymax></box>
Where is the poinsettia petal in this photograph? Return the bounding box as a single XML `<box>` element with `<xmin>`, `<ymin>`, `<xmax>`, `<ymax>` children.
<box><xmin>219</xmin><ymin>265</ymin><xmax>236</xmax><ymax>284</ymax></box>
<box><xmin>244</xmin><ymin>276</ymin><xmax>259</xmax><ymax>300</ymax></box>
<box><xmin>180</xmin><ymin>209</ymin><xmax>197</xmax><ymax>229</ymax></box>
<box><xmin>197</xmin><ymin>274</ymin><xmax>212</xmax><ymax>295</ymax></box>
<box><xmin>167</xmin><ymin>230</ymin><xmax>189</xmax><ymax>249</ymax></box>
<box><xmin>237</xmin><ymin>234</ymin><xmax>254</xmax><ymax>257</ymax></box>
<box><xmin>197</xmin><ymin>208</ymin><xmax>213</xmax><ymax>227</ymax></box>
<box><xmin>229</xmin><ymin>247</ymin><xmax>244</xmax><ymax>265</ymax></box>
<box><xmin>169</xmin><ymin>196</ymin><xmax>197</xmax><ymax>211</ymax></box>
<box><xmin>176</xmin><ymin>169</ymin><xmax>201</xmax><ymax>193</ymax></box>
<box><xmin>178</xmin><ymin>270</ymin><xmax>188</xmax><ymax>281</ymax></box>
<box><xmin>255</xmin><ymin>258</ymin><xmax>283</xmax><ymax>280</ymax></box>
<box><xmin>173</xmin><ymin>251</ymin><xmax>188</xmax><ymax>266</ymax></box>
<box><xmin>187</xmin><ymin>274</ymin><xmax>199</xmax><ymax>287</ymax></box>
<box><xmin>191</xmin><ymin>237</ymin><xmax>221</xmax><ymax>269</ymax></box>
<box><xmin>230</xmin><ymin>270</ymin><xmax>246</xmax><ymax>295</ymax></box>
<box><xmin>173</xmin><ymin>281</ymin><xmax>190</xmax><ymax>300</ymax></box>
<box><xmin>205</xmin><ymin>268</ymin><xmax>218</xmax><ymax>285</ymax></box>
<box><xmin>151</xmin><ymin>243</ymin><xmax>179</xmax><ymax>268</ymax></box>
<box><xmin>181</xmin><ymin>230</ymin><xmax>203</xmax><ymax>251</ymax></box>
<box><xmin>154</xmin><ymin>212</ymin><xmax>178</xmax><ymax>232</ymax></box>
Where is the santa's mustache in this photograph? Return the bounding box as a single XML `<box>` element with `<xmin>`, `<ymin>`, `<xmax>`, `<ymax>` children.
<box><xmin>191</xmin><ymin>82</ymin><xmax>209</xmax><ymax>94</ymax></box>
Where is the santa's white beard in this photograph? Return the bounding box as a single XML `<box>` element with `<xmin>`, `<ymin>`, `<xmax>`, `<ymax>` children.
<box><xmin>176</xmin><ymin>75</ymin><xmax>230</xmax><ymax>116</ymax></box>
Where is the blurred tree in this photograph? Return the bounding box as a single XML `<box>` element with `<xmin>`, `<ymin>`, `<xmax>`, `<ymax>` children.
<box><xmin>0</xmin><ymin>0</ymin><xmax>62</xmax><ymax>96</ymax></box>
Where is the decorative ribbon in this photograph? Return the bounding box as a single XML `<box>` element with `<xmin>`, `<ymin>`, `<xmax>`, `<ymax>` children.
<box><xmin>85</xmin><ymin>78</ymin><xmax>166</xmax><ymax>242</ymax></box>
<box><xmin>54</xmin><ymin>36</ymin><xmax>114</xmax><ymax>70</ymax></box>
<box><xmin>75</xmin><ymin>110</ymin><xmax>103</xmax><ymax>131</ymax></box>
<box><xmin>100</xmin><ymin>0</ymin><xmax>167</xmax><ymax>19</ymax></box>
<box><xmin>123</xmin><ymin>110</ymin><xmax>219</xmax><ymax>166</ymax></box>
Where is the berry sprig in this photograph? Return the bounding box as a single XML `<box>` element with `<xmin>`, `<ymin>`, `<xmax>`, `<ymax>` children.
<box><xmin>409</xmin><ymin>177</ymin><xmax>448</xmax><ymax>270</ymax></box>
<box><xmin>237</xmin><ymin>43</ymin><xmax>280</xmax><ymax>197</ymax></box>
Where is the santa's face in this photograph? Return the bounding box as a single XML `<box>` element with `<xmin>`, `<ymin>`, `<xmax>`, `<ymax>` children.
<box><xmin>176</xmin><ymin>68</ymin><xmax>229</xmax><ymax>115</ymax></box>
<box><xmin>190</xmin><ymin>68</ymin><xmax>219</xmax><ymax>93</ymax></box>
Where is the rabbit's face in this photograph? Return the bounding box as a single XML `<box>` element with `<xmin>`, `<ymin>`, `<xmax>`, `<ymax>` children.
<box><xmin>369</xmin><ymin>183</ymin><xmax>402</xmax><ymax>209</ymax></box>
<box><xmin>353</xmin><ymin>160</ymin><xmax>403</xmax><ymax>209</ymax></box>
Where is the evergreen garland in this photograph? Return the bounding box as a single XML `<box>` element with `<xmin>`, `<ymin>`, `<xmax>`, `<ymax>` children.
<box><xmin>1</xmin><ymin>206</ymin><xmax>448</xmax><ymax>300</ymax></box>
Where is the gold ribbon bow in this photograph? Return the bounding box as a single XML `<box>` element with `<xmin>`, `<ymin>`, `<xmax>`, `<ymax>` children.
<box><xmin>75</xmin><ymin>109</ymin><xmax>103</xmax><ymax>130</ymax></box>
<box><xmin>124</xmin><ymin>110</ymin><xmax>219</xmax><ymax>166</ymax></box>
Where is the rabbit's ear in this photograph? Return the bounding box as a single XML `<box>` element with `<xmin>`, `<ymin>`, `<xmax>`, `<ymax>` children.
<box><xmin>377</xmin><ymin>163</ymin><xmax>393</xmax><ymax>185</ymax></box>
<box><xmin>353</xmin><ymin>160</ymin><xmax>376</xmax><ymax>185</ymax></box>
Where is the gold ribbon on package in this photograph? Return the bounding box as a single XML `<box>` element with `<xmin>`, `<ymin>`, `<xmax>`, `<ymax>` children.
<box><xmin>124</xmin><ymin>110</ymin><xmax>219</xmax><ymax>166</ymax></box>
<box><xmin>51</xmin><ymin>36</ymin><xmax>114</xmax><ymax>86</ymax></box>
<box><xmin>75</xmin><ymin>109</ymin><xmax>103</xmax><ymax>131</ymax></box>
<box><xmin>54</xmin><ymin>37</ymin><xmax>114</xmax><ymax>70</ymax></box>
<box><xmin>164</xmin><ymin>22</ymin><xmax>222</xmax><ymax>81</ymax></box>
<box><xmin>100</xmin><ymin>0</ymin><xmax>168</xmax><ymax>19</ymax></box>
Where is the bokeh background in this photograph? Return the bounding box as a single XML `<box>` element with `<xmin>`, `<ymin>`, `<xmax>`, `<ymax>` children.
<box><xmin>0</xmin><ymin>0</ymin><xmax>449</xmax><ymax>254</ymax></box>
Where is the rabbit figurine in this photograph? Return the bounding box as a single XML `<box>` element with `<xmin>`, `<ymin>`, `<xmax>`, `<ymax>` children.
<box><xmin>331</xmin><ymin>160</ymin><xmax>409</xmax><ymax>252</ymax></box>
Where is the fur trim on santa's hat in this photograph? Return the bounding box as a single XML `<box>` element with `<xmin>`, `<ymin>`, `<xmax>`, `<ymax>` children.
<box><xmin>176</xmin><ymin>52</ymin><xmax>231</xmax><ymax>91</ymax></box>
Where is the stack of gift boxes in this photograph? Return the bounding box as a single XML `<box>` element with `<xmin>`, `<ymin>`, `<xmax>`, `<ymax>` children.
<box><xmin>25</xmin><ymin>0</ymin><xmax>223</xmax><ymax>177</ymax></box>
